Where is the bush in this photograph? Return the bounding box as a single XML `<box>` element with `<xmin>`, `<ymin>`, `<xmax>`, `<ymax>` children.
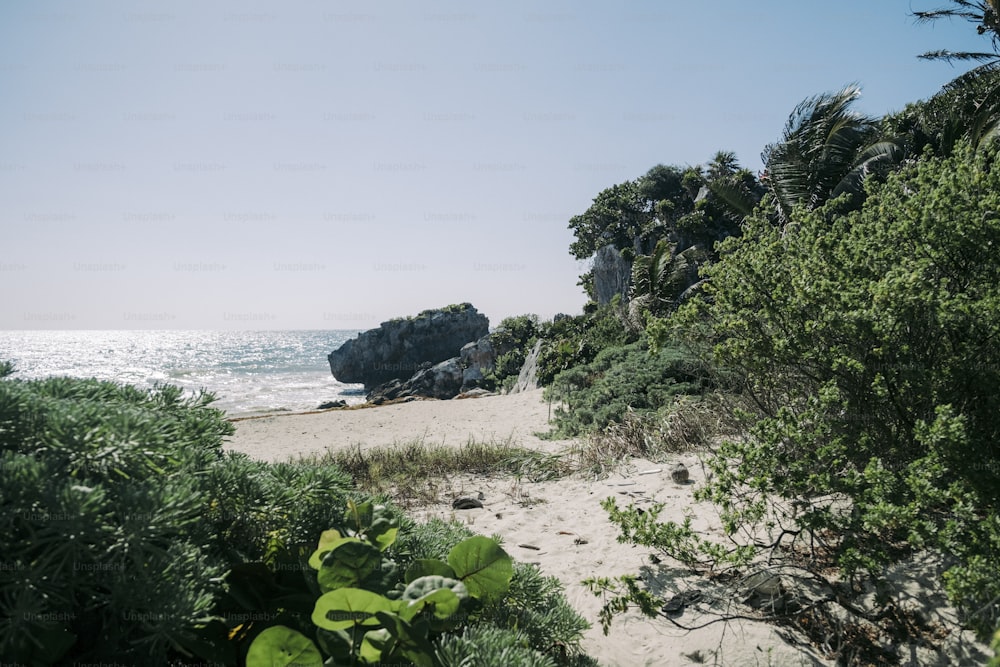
<box><xmin>543</xmin><ymin>340</ymin><xmax>709</xmax><ymax>437</ymax></box>
<box><xmin>204</xmin><ymin>453</ymin><xmax>357</xmax><ymax>563</ymax></box>
<box><xmin>656</xmin><ymin>142</ymin><xmax>1000</xmax><ymax>640</ymax></box>
<box><xmin>394</xmin><ymin>519</ymin><xmax>591</xmax><ymax>658</ymax></box>
<box><xmin>535</xmin><ymin>307</ymin><xmax>636</xmax><ymax>387</ymax></box>
<box><xmin>0</xmin><ymin>376</ymin><xmax>233</xmax><ymax>664</ymax></box>
<box><xmin>483</xmin><ymin>314</ymin><xmax>540</xmax><ymax>392</ymax></box>
<box><xmin>0</xmin><ymin>373</ymin><xmax>378</xmax><ymax>664</ymax></box>
<box><xmin>226</xmin><ymin>505</ymin><xmax>591</xmax><ymax>666</ymax></box>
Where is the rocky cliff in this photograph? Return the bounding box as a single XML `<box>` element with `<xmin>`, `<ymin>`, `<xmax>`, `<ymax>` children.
<box><xmin>593</xmin><ymin>243</ymin><xmax>632</xmax><ymax>305</ymax></box>
<box><xmin>328</xmin><ymin>303</ymin><xmax>489</xmax><ymax>390</ymax></box>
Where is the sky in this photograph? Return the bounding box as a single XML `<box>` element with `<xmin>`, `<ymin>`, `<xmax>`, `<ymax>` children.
<box><xmin>0</xmin><ymin>0</ymin><xmax>989</xmax><ymax>330</ymax></box>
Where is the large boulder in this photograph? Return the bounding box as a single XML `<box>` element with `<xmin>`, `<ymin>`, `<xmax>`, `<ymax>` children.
<box><xmin>328</xmin><ymin>303</ymin><xmax>489</xmax><ymax>390</ymax></box>
<box><xmin>459</xmin><ymin>335</ymin><xmax>496</xmax><ymax>391</ymax></box>
<box><xmin>367</xmin><ymin>357</ymin><xmax>464</xmax><ymax>404</ymax></box>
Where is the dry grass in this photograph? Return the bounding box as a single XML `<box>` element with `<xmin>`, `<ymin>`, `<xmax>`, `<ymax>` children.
<box><xmin>570</xmin><ymin>394</ymin><xmax>744</xmax><ymax>478</ymax></box>
<box><xmin>294</xmin><ymin>393</ymin><xmax>745</xmax><ymax>505</ymax></box>
<box><xmin>299</xmin><ymin>436</ymin><xmax>572</xmax><ymax>507</ymax></box>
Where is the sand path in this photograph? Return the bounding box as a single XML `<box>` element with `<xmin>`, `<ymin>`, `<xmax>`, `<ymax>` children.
<box><xmin>225</xmin><ymin>390</ymin><xmax>986</xmax><ymax>666</ymax></box>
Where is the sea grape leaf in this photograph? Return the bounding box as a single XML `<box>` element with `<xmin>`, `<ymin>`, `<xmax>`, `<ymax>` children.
<box><xmin>312</xmin><ymin>588</ymin><xmax>394</xmax><ymax>631</ymax></box>
<box><xmin>375</xmin><ymin>611</ymin><xmax>435</xmax><ymax>667</ymax></box>
<box><xmin>367</xmin><ymin>516</ymin><xmax>399</xmax><ymax>551</ymax></box>
<box><xmin>317</xmin><ymin>538</ymin><xmax>381</xmax><ymax>592</ymax></box>
<box><xmin>359</xmin><ymin>627</ymin><xmax>394</xmax><ymax>664</ymax></box>
<box><xmin>364</xmin><ymin>556</ymin><xmax>401</xmax><ymax>593</ymax></box>
<box><xmin>308</xmin><ymin>529</ymin><xmax>342</xmax><ymax>570</ymax></box>
<box><xmin>447</xmin><ymin>536</ymin><xmax>513</xmax><ymax>599</ymax></box>
<box><xmin>345</xmin><ymin>499</ymin><xmax>374</xmax><ymax>533</ymax></box>
<box><xmin>400</xmin><ymin>575</ymin><xmax>467</xmax><ymax>621</ymax></box>
<box><xmin>245</xmin><ymin>625</ymin><xmax>323</xmax><ymax>667</ymax></box>
<box><xmin>315</xmin><ymin>628</ymin><xmax>354</xmax><ymax>665</ymax></box>
<box><xmin>404</xmin><ymin>558</ymin><xmax>457</xmax><ymax>584</ymax></box>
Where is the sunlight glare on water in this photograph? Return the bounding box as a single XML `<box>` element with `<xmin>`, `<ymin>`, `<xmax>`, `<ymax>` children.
<box><xmin>0</xmin><ymin>330</ymin><xmax>364</xmax><ymax>416</ymax></box>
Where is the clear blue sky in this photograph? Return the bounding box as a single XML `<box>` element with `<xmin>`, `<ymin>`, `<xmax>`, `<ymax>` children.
<box><xmin>0</xmin><ymin>1</ymin><xmax>987</xmax><ymax>330</ymax></box>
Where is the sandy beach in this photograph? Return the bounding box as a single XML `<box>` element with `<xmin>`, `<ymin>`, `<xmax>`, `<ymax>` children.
<box><xmin>225</xmin><ymin>390</ymin><xmax>987</xmax><ymax>667</ymax></box>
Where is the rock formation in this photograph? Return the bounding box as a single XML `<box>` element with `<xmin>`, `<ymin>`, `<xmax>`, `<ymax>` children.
<box><xmin>366</xmin><ymin>357</ymin><xmax>464</xmax><ymax>404</ymax></box>
<box><xmin>328</xmin><ymin>303</ymin><xmax>489</xmax><ymax>390</ymax></box>
<box><xmin>509</xmin><ymin>339</ymin><xmax>542</xmax><ymax>394</ymax></box>
<box><xmin>459</xmin><ymin>335</ymin><xmax>496</xmax><ymax>391</ymax></box>
<box><xmin>592</xmin><ymin>244</ymin><xmax>632</xmax><ymax>305</ymax></box>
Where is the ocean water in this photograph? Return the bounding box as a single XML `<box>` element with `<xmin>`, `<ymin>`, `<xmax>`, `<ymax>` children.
<box><xmin>0</xmin><ymin>330</ymin><xmax>365</xmax><ymax>416</ymax></box>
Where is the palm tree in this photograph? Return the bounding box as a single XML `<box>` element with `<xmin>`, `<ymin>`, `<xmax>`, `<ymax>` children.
<box><xmin>627</xmin><ymin>239</ymin><xmax>708</xmax><ymax>327</ymax></box>
<box><xmin>761</xmin><ymin>85</ymin><xmax>903</xmax><ymax>223</ymax></box>
<box><xmin>911</xmin><ymin>3</ymin><xmax>1000</xmax><ymax>151</ymax></box>
<box><xmin>914</xmin><ymin>1</ymin><xmax>1000</xmax><ymax>63</ymax></box>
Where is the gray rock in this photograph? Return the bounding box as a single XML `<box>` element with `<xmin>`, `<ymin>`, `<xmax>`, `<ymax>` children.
<box><xmin>593</xmin><ymin>244</ymin><xmax>632</xmax><ymax>306</ymax></box>
<box><xmin>452</xmin><ymin>497</ymin><xmax>483</xmax><ymax>510</ymax></box>
<box><xmin>509</xmin><ymin>339</ymin><xmax>542</xmax><ymax>394</ymax></box>
<box><xmin>454</xmin><ymin>388</ymin><xmax>496</xmax><ymax>400</ymax></box>
<box><xmin>328</xmin><ymin>303</ymin><xmax>489</xmax><ymax>390</ymax></box>
<box><xmin>367</xmin><ymin>357</ymin><xmax>464</xmax><ymax>403</ymax></box>
<box><xmin>459</xmin><ymin>335</ymin><xmax>495</xmax><ymax>391</ymax></box>
<box><xmin>670</xmin><ymin>462</ymin><xmax>690</xmax><ymax>484</ymax></box>
<box><xmin>317</xmin><ymin>400</ymin><xmax>347</xmax><ymax>409</ymax></box>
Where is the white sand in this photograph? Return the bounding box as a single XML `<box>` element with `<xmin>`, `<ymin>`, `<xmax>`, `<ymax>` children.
<box><xmin>225</xmin><ymin>390</ymin><xmax>989</xmax><ymax>667</ymax></box>
<box><xmin>227</xmin><ymin>389</ymin><xmax>570</xmax><ymax>463</ymax></box>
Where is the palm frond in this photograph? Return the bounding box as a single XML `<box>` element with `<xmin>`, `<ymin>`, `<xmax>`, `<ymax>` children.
<box><xmin>918</xmin><ymin>49</ymin><xmax>1000</xmax><ymax>62</ymax></box>
<box><xmin>707</xmin><ymin>177</ymin><xmax>759</xmax><ymax>217</ymax></box>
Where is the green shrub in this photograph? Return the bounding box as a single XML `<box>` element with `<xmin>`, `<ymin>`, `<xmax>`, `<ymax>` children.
<box><xmin>544</xmin><ymin>340</ymin><xmax>709</xmax><ymax>437</ymax></box>
<box><xmin>233</xmin><ymin>503</ymin><xmax>590</xmax><ymax>666</ymax></box>
<box><xmin>610</xmin><ymin>142</ymin><xmax>1000</xmax><ymax>645</ymax></box>
<box><xmin>484</xmin><ymin>314</ymin><xmax>541</xmax><ymax>391</ymax></box>
<box><xmin>0</xmin><ymin>369</ymin><xmax>595</xmax><ymax>665</ymax></box>
<box><xmin>535</xmin><ymin>307</ymin><xmax>636</xmax><ymax>387</ymax></box>
<box><xmin>435</xmin><ymin>625</ymin><xmax>558</xmax><ymax>667</ymax></box>
<box><xmin>394</xmin><ymin>519</ymin><xmax>591</xmax><ymax>659</ymax></box>
<box><xmin>0</xmin><ymin>376</ymin><xmax>233</xmax><ymax>664</ymax></box>
<box><xmin>204</xmin><ymin>452</ymin><xmax>357</xmax><ymax>563</ymax></box>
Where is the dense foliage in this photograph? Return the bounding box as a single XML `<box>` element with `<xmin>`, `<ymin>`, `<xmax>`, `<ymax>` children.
<box><xmin>0</xmin><ymin>376</ymin><xmax>234</xmax><ymax>663</ymax></box>
<box><xmin>544</xmin><ymin>341</ymin><xmax>709</xmax><ymax>437</ymax></box>
<box><xmin>483</xmin><ymin>314</ymin><xmax>541</xmax><ymax>392</ymax></box>
<box><xmin>0</xmin><ymin>371</ymin><xmax>592</xmax><ymax>665</ymax></box>
<box><xmin>568</xmin><ymin>155</ymin><xmax>758</xmax><ymax>306</ymax></box>
<box><xmin>642</xmin><ymin>143</ymin><xmax>1000</xmax><ymax>642</ymax></box>
<box><xmin>534</xmin><ymin>305</ymin><xmax>637</xmax><ymax>387</ymax></box>
<box><xmin>225</xmin><ymin>502</ymin><xmax>590</xmax><ymax>666</ymax></box>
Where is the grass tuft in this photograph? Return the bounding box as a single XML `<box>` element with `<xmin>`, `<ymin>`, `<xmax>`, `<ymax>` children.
<box><xmin>300</xmin><ymin>436</ymin><xmax>572</xmax><ymax>506</ymax></box>
<box><xmin>570</xmin><ymin>395</ymin><xmax>741</xmax><ymax>478</ymax></box>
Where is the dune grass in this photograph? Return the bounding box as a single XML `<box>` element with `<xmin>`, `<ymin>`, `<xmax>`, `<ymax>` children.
<box><xmin>300</xmin><ymin>436</ymin><xmax>573</xmax><ymax>505</ymax></box>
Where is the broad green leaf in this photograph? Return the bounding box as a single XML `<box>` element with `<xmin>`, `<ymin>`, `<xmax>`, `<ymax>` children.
<box><xmin>359</xmin><ymin>627</ymin><xmax>393</xmax><ymax>663</ymax></box>
<box><xmin>245</xmin><ymin>625</ymin><xmax>323</xmax><ymax>667</ymax></box>
<box><xmin>447</xmin><ymin>536</ymin><xmax>513</xmax><ymax>599</ymax></box>
<box><xmin>401</xmin><ymin>576</ymin><xmax>467</xmax><ymax>621</ymax></box>
<box><xmin>317</xmin><ymin>538</ymin><xmax>381</xmax><ymax>592</ymax></box>
<box><xmin>368</xmin><ymin>516</ymin><xmax>399</xmax><ymax>551</ymax></box>
<box><xmin>312</xmin><ymin>588</ymin><xmax>394</xmax><ymax>631</ymax></box>
<box><xmin>404</xmin><ymin>558</ymin><xmax>457</xmax><ymax>584</ymax></box>
<box><xmin>308</xmin><ymin>529</ymin><xmax>342</xmax><ymax>570</ymax></box>
<box><xmin>375</xmin><ymin>611</ymin><xmax>435</xmax><ymax>667</ymax></box>
<box><xmin>315</xmin><ymin>628</ymin><xmax>354</xmax><ymax>665</ymax></box>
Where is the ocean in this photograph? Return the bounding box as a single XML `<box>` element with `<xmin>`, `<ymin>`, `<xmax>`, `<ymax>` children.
<box><xmin>0</xmin><ymin>330</ymin><xmax>365</xmax><ymax>416</ymax></box>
